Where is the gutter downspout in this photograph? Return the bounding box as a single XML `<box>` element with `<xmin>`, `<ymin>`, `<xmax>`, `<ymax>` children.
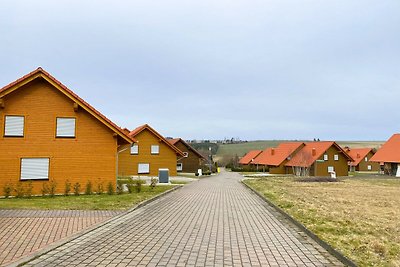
<box><xmin>116</xmin><ymin>144</ymin><xmax>132</xmax><ymax>185</ymax></box>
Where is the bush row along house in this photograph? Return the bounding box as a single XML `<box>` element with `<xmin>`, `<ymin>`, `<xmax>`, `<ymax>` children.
<box><xmin>370</xmin><ymin>133</ymin><xmax>400</xmax><ymax>176</ymax></box>
<box><xmin>240</xmin><ymin>141</ymin><xmax>378</xmax><ymax>177</ymax></box>
<box><xmin>0</xmin><ymin>68</ymin><xmax>205</xmax><ymax>196</ymax></box>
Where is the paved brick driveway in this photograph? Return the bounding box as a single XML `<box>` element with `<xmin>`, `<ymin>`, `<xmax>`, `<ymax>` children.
<box><xmin>21</xmin><ymin>170</ymin><xmax>343</xmax><ymax>266</ymax></box>
<box><xmin>0</xmin><ymin>210</ymin><xmax>120</xmax><ymax>266</ymax></box>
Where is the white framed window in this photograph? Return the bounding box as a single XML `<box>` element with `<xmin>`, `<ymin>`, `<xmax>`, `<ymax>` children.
<box><xmin>367</xmin><ymin>165</ymin><xmax>372</xmax><ymax>170</ymax></box>
<box><xmin>56</xmin><ymin>117</ymin><xmax>76</xmax><ymax>138</ymax></box>
<box><xmin>334</xmin><ymin>154</ymin><xmax>339</xmax><ymax>161</ymax></box>
<box><xmin>151</xmin><ymin>145</ymin><xmax>159</xmax><ymax>154</ymax></box>
<box><xmin>327</xmin><ymin>166</ymin><xmax>334</xmax><ymax>172</ymax></box>
<box><xmin>130</xmin><ymin>144</ymin><xmax>139</xmax><ymax>155</ymax></box>
<box><xmin>138</xmin><ymin>163</ymin><xmax>150</xmax><ymax>174</ymax></box>
<box><xmin>323</xmin><ymin>154</ymin><xmax>328</xmax><ymax>161</ymax></box>
<box><xmin>4</xmin><ymin>115</ymin><xmax>24</xmax><ymax>137</ymax></box>
<box><xmin>177</xmin><ymin>163</ymin><xmax>183</xmax><ymax>171</ymax></box>
<box><xmin>20</xmin><ymin>158</ymin><xmax>49</xmax><ymax>180</ymax></box>
<box><xmin>365</xmin><ymin>157</ymin><xmax>368</xmax><ymax>162</ymax></box>
<box><xmin>183</xmin><ymin>152</ymin><xmax>189</xmax><ymax>157</ymax></box>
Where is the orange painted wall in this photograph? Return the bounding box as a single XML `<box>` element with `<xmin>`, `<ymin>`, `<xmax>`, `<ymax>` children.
<box><xmin>118</xmin><ymin>129</ymin><xmax>178</xmax><ymax>176</ymax></box>
<box><xmin>0</xmin><ymin>80</ymin><xmax>118</xmax><ymax>196</ymax></box>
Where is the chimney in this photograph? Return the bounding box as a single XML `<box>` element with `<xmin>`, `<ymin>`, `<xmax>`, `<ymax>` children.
<box><xmin>357</xmin><ymin>153</ymin><xmax>360</xmax><ymax>158</ymax></box>
<box><xmin>312</xmin><ymin>148</ymin><xmax>316</xmax><ymax>156</ymax></box>
<box><xmin>271</xmin><ymin>148</ymin><xmax>275</xmax><ymax>155</ymax></box>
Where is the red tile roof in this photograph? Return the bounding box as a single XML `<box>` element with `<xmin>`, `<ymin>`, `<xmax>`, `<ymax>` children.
<box><xmin>286</xmin><ymin>141</ymin><xmax>352</xmax><ymax>167</ymax></box>
<box><xmin>370</xmin><ymin>134</ymin><xmax>400</xmax><ymax>163</ymax></box>
<box><xmin>167</xmin><ymin>138</ymin><xmax>206</xmax><ymax>160</ymax></box>
<box><xmin>0</xmin><ymin>67</ymin><xmax>135</xmax><ymax>144</ymax></box>
<box><xmin>253</xmin><ymin>142</ymin><xmax>304</xmax><ymax>166</ymax></box>
<box><xmin>345</xmin><ymin>148</ymin><xmax>373</xmax><ymax>166</ymax></box>
<box><xmin>129</xmin><ymin>124</ymin><xmax>184</xmax><ymax>156</ymax></box>
<box><xmin>239</xmin><ymin>150</ymin><xmax>263</xmax><ymax>165</ymax></box>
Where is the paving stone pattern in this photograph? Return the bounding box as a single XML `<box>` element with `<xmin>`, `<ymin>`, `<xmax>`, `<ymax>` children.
<box><xmin>23</xmin><ymin>170</ymin><xmax>343</xmax><ymax>266</ymax></box>
<box><xmin>0</xmin><ymin>210</ymin><xmax>120</xmax><ymax>266</ymax></box>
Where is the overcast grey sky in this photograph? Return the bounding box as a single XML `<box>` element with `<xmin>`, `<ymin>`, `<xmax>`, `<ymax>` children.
<box><xmin>1</xmin><ymin>1</ymin><xmax>399</xmax><ymax>141</ymax></box>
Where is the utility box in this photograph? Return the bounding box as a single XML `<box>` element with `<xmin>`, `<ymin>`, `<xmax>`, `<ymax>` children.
<box><xmin>158</xmin><ymin>168</ymin><xmax>170</xmax><ymax>183</ymax></box>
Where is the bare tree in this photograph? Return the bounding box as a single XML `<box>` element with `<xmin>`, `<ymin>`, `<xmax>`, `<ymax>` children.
<box><xmin>292</xmin><ymin>150</ymin><xmax>313</xmax><ymax>176</ymax></box>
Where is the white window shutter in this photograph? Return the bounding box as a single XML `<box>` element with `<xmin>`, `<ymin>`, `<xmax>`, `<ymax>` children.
<box><xmin>56</xmin><ymin>118</ymin><xmax>76</xmax><ymax>137</ymax></box>
<box><xmin>130</xmin><ymin>144</ymin><xmax>139</xmax><ymax>154</ymax></box>
<box><xmin>138</xmin><ymin>163</ymin><xmax>150</xmax><ymax>174</ymax></box>
<box><xmin>4</xmin><ymin>116</ymin><xmax>24</xmax><ymax>136</ymax></box>
<box><xmin>21</xmin><ymin>158</ymin><xmax>49</xmax><ymax>180</ymax></box>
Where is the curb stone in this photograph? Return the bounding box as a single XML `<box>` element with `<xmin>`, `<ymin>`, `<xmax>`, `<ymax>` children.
<box><xmin>241</xmin><ymin>179</ymin><xmax>357</xmax><ymax>267</ymax></box>
<box><xmin>7</xmin><ymin>185</ymin><xmax>182</xmax><ymax>267</ymax></box>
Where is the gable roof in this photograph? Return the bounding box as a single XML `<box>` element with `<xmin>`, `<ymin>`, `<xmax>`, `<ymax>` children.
<box><xmin>253</xmin><ymin>142</ymin><xmax>304</xmax><ymax>166</ymax></box>
<box><xmin>167</xmin><ymin>138</ymin><xmax>206</xmax><ymax>160</ymax></box>
<box><xmin>129</xmin><ymin>124</ymin><xmax>184</xmax><ymax>156</ymax></box>
<box><xmin>0</xmin><ymin>67</ymin><xmax>134</xmax><ymax>145</ymax></box>
<box><xmin>239</xmin><ymin>150</ymin><xmax>263</xmax><ymax>165</ymax></box>
<box><xmin>345</xmin><ymin>148</ymin><xmax>374</xmax><ymax>166</ymax></box>
<box><xmin>370</xmin><ymin>134</ymin><xmax>400</xmax><ymax>163</ymax></box>
<box><xmin>286</xmin><ymin>141</ymin><xmax>352</xmax><ymax>167</ymax></box>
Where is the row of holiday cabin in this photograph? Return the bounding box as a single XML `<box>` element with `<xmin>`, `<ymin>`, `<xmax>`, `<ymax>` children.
<box><xmin>0</xmin><ymin>68</ymin><xmax>206</xmax><ymax>197</ymax></box>
<box><xmin>239</xmin><ymin>141</ymin><xmax>380</xmax><ymax>177</ymax></box>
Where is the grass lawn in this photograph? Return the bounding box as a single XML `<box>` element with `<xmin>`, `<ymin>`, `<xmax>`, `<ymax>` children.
<box><xmin>0</xmin><ymin>185</ymin><xmax>176</xmax><ymax>210</ymax></box>
<box><xmin>243</xmin><ymin>177</ymin><xmax>400</xmax><ymax>267</ymax></box>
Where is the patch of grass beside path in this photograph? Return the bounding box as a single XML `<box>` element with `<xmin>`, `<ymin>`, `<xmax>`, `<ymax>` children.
<box><xmin>243</xmin><ymin>177</ymin><xmax>400</xmax><ymax>267</ymax></box>
<box><xmin>0</xmin><ymin>185</ymin><xmax>176</xmax><ymax>210</ymax></box>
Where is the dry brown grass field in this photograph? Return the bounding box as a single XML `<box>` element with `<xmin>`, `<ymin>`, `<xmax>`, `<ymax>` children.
<box><xmin>244</xmin><ymin>176</ymin><xmax>400</xmax><ymax>267</ymax></box>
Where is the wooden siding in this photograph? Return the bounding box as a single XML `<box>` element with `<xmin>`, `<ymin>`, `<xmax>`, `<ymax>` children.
<box><xmin>118</xmin><ymin>129</ymin><xmax>178</xmax><ymax>176</ymax></box>
<box><xmin>173</xmin><ymin>141</ymin><xmax>206</xmax><ymax>173</ymax></box>
<box><xmin>0</xmin><ymin>80</ymin><xmax>118</xmax><ymax>196</ymax></box>
<box><xmin>311</xmin><ymin>146</ymin><xmax>349</xmax><ymax>177</ymax></box>
<box><xmin>356</xmin><ymin>151</ymin><xmax>380</xmax><ymax>171</ymax></box>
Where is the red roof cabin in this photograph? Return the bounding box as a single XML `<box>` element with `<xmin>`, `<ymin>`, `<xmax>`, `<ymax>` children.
<box><xmin>345</xmin><ymin>147</ymin><xmax>380</xmax><ymax>172</ymax></box>
<box><xmin>370</xmin><ymin>134</ymin><xmax>400</xmax><ymax>176</ymax></box>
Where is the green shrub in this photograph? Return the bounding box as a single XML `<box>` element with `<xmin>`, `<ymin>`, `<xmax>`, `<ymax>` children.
<box><xmin>150</xmin><ymin>177</ymin><xmax>158</xmax><ymax>190</ymax></box>
<box><xmin>3</xmin><ymin>183</ymin><xmax>13</xmax><ymax>198</ymax></box>
<box><xmin>96</xmin><ymin>180</ymin><xmax>104</xmax><ymax>195</ymax></box>
<box><xmin>15</xmin><ymin>183</ymin><xmax>25</xmax><ymax>198</ymax></box>
<box><xmin>107</xmin><ymin>182</ymin><xmax>114</xmax><ymax>195</ymax></box>
<box><xmin>48</xmin><ymin>179</ymin><xmax>57</xmax><ymax>197</ymax></box>
<box><xmin>73</xmin><ymin>182</ymin><xmax>81</xmax><ymax>196</ymax></box>
<box><xmin>134</xmin><ymin>178</ymin><xmax>145</xmax><ymax>193</ymax></box>
<box><xmin>25</xmin><ymin>181</ymin><xmax>33</xmax><ymax>198</ymax></box>
<box><xmin>64</xmin><ymin>180</ymin><xmax>71</xmax><ymax>196</ymax></box>
<box><xmin>85</xmin><ymin>181</ymin><xmax>93</xmax><ymax>195</ymax></box>
<box><xmin>41</xmin><ymin>183</ymin><xmax>49</xmax><ymax>196</ymax></box>
<box><xmin>116</xmin><ymin>180</ymin><xmax>124</xmax><ymax>195</ymax></box>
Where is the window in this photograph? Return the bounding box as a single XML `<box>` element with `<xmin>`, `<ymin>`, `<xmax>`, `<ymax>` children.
<box><xmin>183</xmin><ymin>152</ymin><xmax>189</xmax><ymax>157</ymax></box>
<box><xmin>56</xmin><ymin>118</ymin><xmax>76</xmax><ymax>137</ymax></box>
<box><xmin>334</xmin><ymin>154</ymin><xmax>339</xmax><ymax>161</ymax></box>
<box><xmin>323</xmin><ymin>154</ymin><xmax>328</xmax><ymax>161</ymax></box>
<box><xmin>4</xmin><ymin>115</ymin><xmax>24</xmax><ymax>137</ymax></box>
<box><xmin>130</xmin><ymin>144</ymin><xmax>139</xmax><ymax>155</ymax></box>
<box><xmin>177</xmin><ymin>163</ymin><xmax>183</xmax><ymax>171</ymax></box>
<box><xmin>138</xmin><ymin>163</ymin><xmax>150</xmax><ymax>174</ymax></box>
<box><xmin>327</xmin><ymin>166</ymin><xmax>334</xmax><ymax>172</ymax></box>
<box><xmin>20</xmin><ymin>158</ymin><xmax>49</xmax><ymax>180</ymax></box>
<box><xmin>365</xmin><ymin>157</ymin><xmax>368</xmax><ymax>162</ymax></box>
<box><xmin>367</xmin><ymin>165</ymin><xmax>372</xmax><ymax>170</ymax></box>
<box><xmin>151</xmin><ymin>145</ymin><xmax>159</xmax><ymax>154</ymax></box>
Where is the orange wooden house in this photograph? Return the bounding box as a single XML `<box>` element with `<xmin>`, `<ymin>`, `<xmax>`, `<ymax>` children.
<box><xmin>252</xmin><ymin>142</ymin><xmax>304</xmax><ymax>174</ymax></box>
<box><xmin>0</xmin><ymin>68</ymin><xmax>134</xmax><ymax>196</ymax></box>
<box><xmin>370</xmin><ymin>134</ymin><xmax>400</xmax><ymax>176</ymax></box>
<box><xmin>167</xmin><ymin>138</ymin><xmax>207</xmax><ymax>173</ymax></box>
<box><xmin>118</xmin><ymin>124</ymin><xmax>184</xmax><ymax>177</ymax></box>
<box><xmin>344</xmin><ymin>147</ymin><xmax>379</xmax><ymax>172</ymax></box>
<box><xmin>285</xmin><ymin>141</ymin><xmax>352</xmax><ymax>177</ymax></box>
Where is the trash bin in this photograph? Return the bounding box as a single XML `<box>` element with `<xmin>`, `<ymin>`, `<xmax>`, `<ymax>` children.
<box><xmin>158</xmin><ymin>168</ymin><xmax>169</xmax><ymax>183</ymax></box>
